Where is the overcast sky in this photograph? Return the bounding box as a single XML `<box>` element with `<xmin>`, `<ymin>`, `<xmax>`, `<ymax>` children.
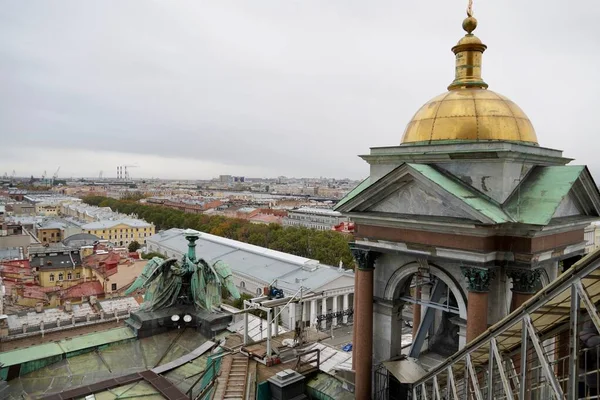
<box><xmin>1</xmin><ymin>1</ymin><xmax>599</xmax><ymax>180</ymax></box>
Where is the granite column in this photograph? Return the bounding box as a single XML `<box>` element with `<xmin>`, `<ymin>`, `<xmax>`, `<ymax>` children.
<box><xmin>461</xmin><ymin>267</ymin><xmax>494</xmax><ymax>343</ymax></box>
<box><xmin>351</xmin><ymin>247</ymin><xmax>379</xmax><ymax>400</ymax></box>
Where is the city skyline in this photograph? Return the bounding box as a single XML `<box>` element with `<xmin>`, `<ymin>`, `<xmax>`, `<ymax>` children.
<box><xmin>1</xmin><ymin>1</ymin><xmax>599</xmax><ymax>180</ymax></box>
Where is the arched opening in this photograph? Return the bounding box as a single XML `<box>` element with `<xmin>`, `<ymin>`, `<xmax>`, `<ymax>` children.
<box><xmin>384</xmin><ymin>262</ymin><xmax>468</xmax><ymax>359</ymax></box>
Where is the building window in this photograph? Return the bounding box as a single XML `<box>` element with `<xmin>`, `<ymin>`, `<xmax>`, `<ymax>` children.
<box><xmin>111</xmin><ymin>283</ymin><xmax>117</xmax><ymax>291</ymax></box>
<box><xmin>67</xmin><ymin>272</ymin><xmax>72</xmax><ymax>280</ymax></box>
<box><xmin>49</xmin><ymin>274</ymin><xmax>55</xmax><ymax>282</ymax></box>
<box><xmin>240</xmin><ymin>281</ymin><xmax>246</xmax><ymax>289</ymax></box>
<box><xmin>76</xmin><ymin>272</ymin><xmax>81</xmax><ymax>279</ymax></box>
<box><xmin>257</xmin><ymin>288</ymin><xmax>262</xmax><ymax>295</ymax></box>
<box><xmin>58</xmin><ymin>273</ymin><xmax>64</xmax><ymax>281</ymax></box>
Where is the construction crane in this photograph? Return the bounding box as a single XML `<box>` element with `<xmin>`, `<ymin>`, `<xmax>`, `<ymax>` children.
<box><xmin>41</xmin><ymin>170</ymin><xmax>47</xmax><ymax>180</ymax></box>
<box><xmin>51</xmin><ymin>166</ymin><xmax>60</xmax><ymax>186</ymax></box>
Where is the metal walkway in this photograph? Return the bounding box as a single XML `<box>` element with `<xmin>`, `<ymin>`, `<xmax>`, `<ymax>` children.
<box><xmin>398</xmin><ymin>248</ymin><xmax>600</xmax><ymax>400</ymax></box>
<box><xmin>213</xmin><ymin>353</ymin><xmax>250</xmax><ymax>400</ymax></box>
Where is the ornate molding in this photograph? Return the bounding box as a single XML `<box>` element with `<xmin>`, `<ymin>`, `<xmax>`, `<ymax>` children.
<box><xmin>350</xmin><ymin>246</ymin><xmax>379</xmax><ymax>271</ymax></box>
<box><xmin>506</xmin><ymin>268</ymin><xmax>542</xmax><ymax>294</ymax></box>
<box><xmin>460</xmin><ymin>266</ymin><xmax>495</xmax><ymax>293</ymax></box>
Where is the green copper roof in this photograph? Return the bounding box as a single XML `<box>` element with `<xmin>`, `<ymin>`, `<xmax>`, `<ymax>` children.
<box><xmin>408</xmin><ymin>164</ymin><xmax>512</xmax><ymax>224</ymax></box>
<box><xmin>504</xmin><ymin>166</ymin><xmax>584</xmax><ymax>225</ymax></box>
<box><xmin>334</xmin><ymin>176</ymin><xmax>372</xmax><ymax>211</ymax></box>
<box><xmin>0</xmin><ymin>327</ymin><xmax>135</xmax><ymax>367</ymax></box>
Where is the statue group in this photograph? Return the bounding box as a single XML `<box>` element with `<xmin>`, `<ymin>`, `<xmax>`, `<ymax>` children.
<box><xmin>126</xmin><ymin>229</ymin><xmax>240</xmax><ymax>312</ymax></box>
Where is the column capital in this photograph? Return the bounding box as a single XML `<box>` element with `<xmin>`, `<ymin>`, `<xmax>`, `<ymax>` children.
<box><xmin>350</xmin><ymin>246</ymin><xmax>380</xmax><ymax>271</ymax></box>
<box><xmin>506</xmin><ymin>268</ymin><xmax>542</xmax><ymax>294</ymax></box>
<box><xmin>460</xmin><ymin>266</ymin><xmax>495</xmax><ymax>293</ymax></box>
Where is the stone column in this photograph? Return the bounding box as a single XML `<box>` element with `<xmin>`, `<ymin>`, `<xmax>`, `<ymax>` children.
<box><xmin>412</xmin><ymin>279</ymin><xmax>422</xmax><ymax>341</ymax></box>
<box><xmin>321</xmin><ymin>297</ymin><xmax>328</xmax><ymax>330</ymax></box>
<box><xmin>507</xmin><ymin>268</ymin><xmax>542</xmax><ymax>398</ymax></box>
<box><xmin>352</xmin><ymin>269</ymin><xmax>359</xmax><ymax>369</ymax></box>
<box><xmin>310</xmin><ymin>300</ymin><xmax>317</xmax><ymax>327</ymax></box>
<box><xmin>461</xmin><ymin>267</ymin><xmax>495</xmax><ymax>343</ymax></box>
<box><xmin>507</xmin><ymin>269</ymin><xmax>541</xmax><ymax>311</ymax></box>
<box><xmin>343</xmin><ymin>294</ymin><xmax>349</xmax><ymax>324</ymax></box>
<box><xmin>351</xmin><ymin>247</ymin><xmax>380</xmax><ymax>400</ymax></box>
<box><xmin>332</xmin><ymin>295</ymin><xmax>339</xmax><ymax>327</ymax></box>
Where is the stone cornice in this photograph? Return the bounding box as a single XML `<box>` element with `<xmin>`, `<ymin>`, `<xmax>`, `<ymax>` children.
<box><xmin>359</xmin><ymin>142</ymin><xmax>570</xmax><ymax>166</ymax></box>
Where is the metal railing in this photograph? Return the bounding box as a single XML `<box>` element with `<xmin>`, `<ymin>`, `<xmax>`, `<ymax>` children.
<box><xmin>406</xmin><ymin>249</ymin><xmax>600</xmax><ymax>400</ymax></box>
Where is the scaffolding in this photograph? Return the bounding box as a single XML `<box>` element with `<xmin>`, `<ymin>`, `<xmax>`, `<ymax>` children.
<box><xmin>402</xmin><ymin>248</ymin><xmax>600</xmax><ymax>400</ymax></box>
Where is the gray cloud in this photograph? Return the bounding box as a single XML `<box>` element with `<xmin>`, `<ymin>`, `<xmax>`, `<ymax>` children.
<box><xmin>1</xmin><ymin>1</ymin><xmax>599</xmax><ymax>180</ymax></box>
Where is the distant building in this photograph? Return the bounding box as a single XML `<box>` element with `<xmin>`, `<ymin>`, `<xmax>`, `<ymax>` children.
<box><xmin>10</xmin><ymin>203</ymin><xmax>35</xmax><ymax>216</ymax></box>
<box><xmin>81</xmin><ymin>219</ymin><xmax>155</xmax><ymax>246</ymax></box>
<box><xmin>29</xmin><ymin>247</ymin><xmax>86</xmax><ymax>288</ymax></box>
<box><xmin>283</xmin><ymin>207</ymin><xmax>348</xmax><ymax>231</ymax></box>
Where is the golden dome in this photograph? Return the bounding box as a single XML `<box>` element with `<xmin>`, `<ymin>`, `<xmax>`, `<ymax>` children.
<box><xmin>400</xmin><ymin>13</ymin><xmax>538</xmax><ymax>145</ymax></box>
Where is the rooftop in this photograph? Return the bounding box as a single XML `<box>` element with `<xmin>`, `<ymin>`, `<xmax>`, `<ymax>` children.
<box><xmin>289</xmin><ymin>207</ymin><xmax>342</xmax><ymax>217</ymax></box>
<box><xmin>148</xmin><ymin>228</ymin><xmax>354</xmax><ymax>294</ymax></box>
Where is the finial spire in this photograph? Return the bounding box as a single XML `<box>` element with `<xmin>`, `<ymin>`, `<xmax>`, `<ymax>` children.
<box><xmin>467</xmin><ymin>0</ymin><xmax>473</xmax><ymax>18</ymax></box>
<box><xmin>447</xmin><ymin>0</ymin><xmax>488</xmax><ymax>90</ymax></box>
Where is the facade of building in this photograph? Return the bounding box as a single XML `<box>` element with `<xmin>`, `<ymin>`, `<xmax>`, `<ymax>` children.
<box><xmin>82</xmin><ymin>219</ymin><xmax>155</xmax><ymax>246</ymax></box>
<box><xmin>282</xmin><ymin>207</ymin><xmax>348</xmax><ymax>231</ymax></box>
<box><xmin>146</xmin><ymin>228</ymin><xmax>355</xmax><ymax>331</ymax></box>
<box><xmin>10</xmin><ymin>203</ymin><xmax>35</xmax><ymax>216</ymax></box>
<box><xmin>335</xmin><ymin>13</ymin><xmax>600</xmax><ymax>399</ymax></box>
<box><xmin>34</xmin><ymin>204</ymin><xmax>60</xmax><ymax>216</ymax></box>
<box><xmin>29</xmin><ymin>248</ymin><xmax>89</xmax><ymax>288</ymax></box>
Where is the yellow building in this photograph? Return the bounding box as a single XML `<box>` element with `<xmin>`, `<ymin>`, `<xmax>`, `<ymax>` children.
<box><xmin>35</xmin><ymin>203</ymin><xmax>60</xmax><ymax>216</ymax></box>
<box><xmin>30</xmin><ymin>249</ymin><xmax>93</xmax><ymax>288</ymax></box>
<box><xmin>36</xmin><ymin>227</ymin><xmax>63</xmax><ymax>244</ymax></box>
<box><xmin>81</xmin><ymin>219</ymin><xmax>155</xmax><ymax>247</ymax></box>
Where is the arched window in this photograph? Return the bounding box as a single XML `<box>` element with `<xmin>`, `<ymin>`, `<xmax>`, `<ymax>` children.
<box><xmin>67</xmin><ymin>272</ymin><xmax>72</xmax><ymax>280</ymax></box>
<box><xmin>257</xmin><ymin>288</ymin><xmax>262</xmax><ymax>296</ymax></box>
<box><xmin>58</xmin><ymin>273</ymin><xmax>64</xmax><ymax>281</ymax></box>
<box><xmin>49</xmin><ymin>274</ymin><xmax>55</xmax><ymax>282</ymax></box>
<box><xmin>240</xmin><ymin>281</ymin><xmax>246</xmax><ymax>289</ymax></box>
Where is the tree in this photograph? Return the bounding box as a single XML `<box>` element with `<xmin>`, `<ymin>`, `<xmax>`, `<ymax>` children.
<box><xmin>128</xmin><ymin>241</ymin><xmax>141</xmax><ymax>252</ymax></box>
<box><xmin>142</xmin><ymin>251</ymin><xmax>166</xmax><ymax>260</ymax></box>
<box><xmin>82</xmin><ymin>196</ymin><xmax>356</xmax><ymax>269</ymax></box>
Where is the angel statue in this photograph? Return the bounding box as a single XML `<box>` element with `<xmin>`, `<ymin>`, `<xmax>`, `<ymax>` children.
<box><xmin>125</xmin><ymin>229</ymin><xmax>240</xmax><ymax>312</ymax></box>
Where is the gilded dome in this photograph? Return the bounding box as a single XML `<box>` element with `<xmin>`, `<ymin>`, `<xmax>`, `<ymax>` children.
<box><xmin>401</xmin><ymin>88</ymin><xmax>538</xmax><ymax>144</ymax></box>
<box><xmin>400</xmin><ymin>13</ymin><xmax>538</xmax><ymax>145</ymax></box>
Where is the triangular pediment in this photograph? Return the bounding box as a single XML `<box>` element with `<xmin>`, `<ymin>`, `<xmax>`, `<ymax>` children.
<box><xmin>335</xmin><ymin>163</ymin><xmax>512</xmax><ymax>224</ymax></box>
<box><xmin>370</xmin><ymin>181</ymin><xmax>474</xmax><ymax>219</ymax></box>
<box><xmin>552</xmin><ymin>191</ymin><xmax>584</xmax><ymax>218</ymax></box>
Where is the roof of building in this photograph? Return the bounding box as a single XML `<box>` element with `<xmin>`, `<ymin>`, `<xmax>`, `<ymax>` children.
<box><xmin>30</xmin><ymin>250</ymin><xmax>82</xmax><ymax>269</ymax></box>
<box><xmin>289</xmin><ymin>207</ymin><xmax>342</xmax><ymax>217</ymax></box>
<box><xmin>63</xmin><ymin>232</ymin><xmax>101</xmax><ymax>246</ymax></box>
<box><xmin>147</xmin><ymin>228</ymin><xmax>354</xmax><ymax>294</ymax></box>
<box><xmin>503</xmin><ymin>165</ymin><xmax>587</xmax><ymax>225</ymax></box>
<box><xmin>63</xmin><ymin>281</ymin><xmax>104</xmax><ymax>298</ymax></box>
<box><xmin>335</xmin><ymin>163</ymin><xmax>600</xmax><ymax>226</ymax></box>
<box><xmin>81</xmin><ymin>218</ymin><xmax>153</xmax><ymax>230</ymax></box>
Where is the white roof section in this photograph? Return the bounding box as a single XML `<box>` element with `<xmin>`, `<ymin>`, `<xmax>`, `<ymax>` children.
<box><xmin>82</xmin><ymin>219</ymin><xmax>153</xmax><ymax>230</ymax></box>
<box><xmin>289</xmin><ymin>207</ymin><xmax>342</xmax><ymax>217</ymax></box>
<box><xmin>227</xmin><ymin>313</ymin><xmax>287</xmax><ymax>341</ymax></box>
<box><xmin>300</xmin><ymin>342</ymin><xmax>352</xmax><ymax>374</ymax></box>
<box><xmin>147</xmin><ymin>228</ymin><xmax>354</xmax><ymax>294</ymax></box>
